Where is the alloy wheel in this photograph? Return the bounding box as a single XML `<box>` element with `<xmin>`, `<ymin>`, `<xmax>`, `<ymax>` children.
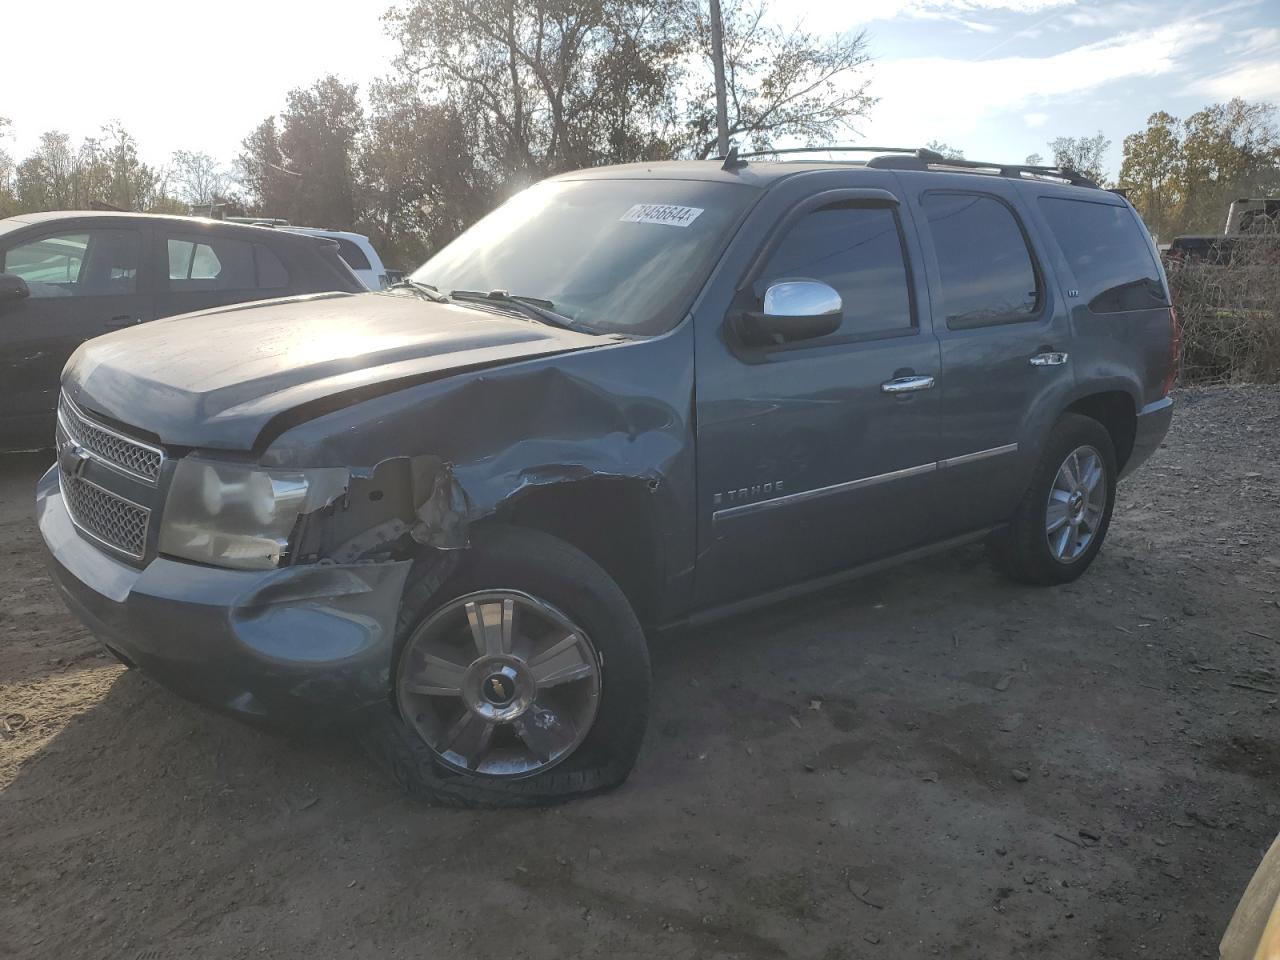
<box><xmin>396</xmin><ymin>590</ymin><xmax>601</xmax><ymax>778</ymax></box>
<box><xmin>1045</xmin><ymin>444</ymin><xmax>1107</xmax><ymax>563</ymax></box>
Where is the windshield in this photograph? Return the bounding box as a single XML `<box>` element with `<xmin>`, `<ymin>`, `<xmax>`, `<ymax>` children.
<box><xmin>410</xmin><ymin>178</ymin><xmax>758</xmax><ymax>335</ymax></box>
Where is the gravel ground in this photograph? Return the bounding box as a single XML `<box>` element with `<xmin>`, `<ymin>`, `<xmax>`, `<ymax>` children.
<box><xmin>1</xmin><ymin>385</ymin><xmax>1277</xmax><ymax>960</ymax></box>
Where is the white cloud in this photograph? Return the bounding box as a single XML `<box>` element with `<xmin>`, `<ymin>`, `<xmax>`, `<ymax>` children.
<box><xmin>1196</xmin><ymin>60</ymin><xmax>1280</xmax><ymax>101</ymax></box>
<box><xmin>856</xmin><ymin>16</ymin><xmax>1223</xmax><ymax>147</ymax></box>
<box><xmin>1024</xmin><ymin>112</ymin><xmax>1050</xmax><ymax>127</ymax></box>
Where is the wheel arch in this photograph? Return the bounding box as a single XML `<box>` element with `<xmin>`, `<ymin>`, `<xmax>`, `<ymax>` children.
<box><xmin>1062</xmin><ymin>388</ymin><xmax>1138</xmax><ymax>471</ymax></box>
<box><xmin>485</xmin><ymin>477</ymin><xmax>665</xmax><ymax>628</ymax></box>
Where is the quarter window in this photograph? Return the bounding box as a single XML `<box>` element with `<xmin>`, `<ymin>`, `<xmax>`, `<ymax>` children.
<box><xmin>1038</xmin><ymin>197</ymin><xmax>1167</xmax><ymax>313</ymax></box>
<box><xmin>921</xmin><ymin>193</ymin><xmax>1039</xmax><ymax>329</ymax></box>
<box><xmin>756</xmin><ymin>203</ymin><xmax>914</xmax><ymax>340</ymax></box>
<box><xmin>165</xmin><ymin>234</ymin><xmax>289</xmax><ymax>291</ymax></box>
<box><xmin>2</xmin><ymin>229</ymin><xmax>141</xmax><ymax>298</ymax></box>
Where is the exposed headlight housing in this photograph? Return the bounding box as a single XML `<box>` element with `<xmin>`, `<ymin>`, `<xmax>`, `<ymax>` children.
<box><xmin>159</xmin><ymin>458</ymin><xmax>346</xmax><ymax>570</ymax></box>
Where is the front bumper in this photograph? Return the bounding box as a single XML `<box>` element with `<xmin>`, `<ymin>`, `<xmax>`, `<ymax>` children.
<box><xmin>37</xmin><ymin>466</ymin><xmax>410</xmax><ymax>725</ymax></box>
<box><xmin>1119</xmin><ymin>396</ymin><xmax>1174</xmax><ymax>480</ymax></box>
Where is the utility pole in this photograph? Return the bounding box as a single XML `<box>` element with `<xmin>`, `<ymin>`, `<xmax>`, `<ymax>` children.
<box><xmin>709</xmin><ymin>0</ymin><xmax>729</xmax><ymax>157</ymax></box>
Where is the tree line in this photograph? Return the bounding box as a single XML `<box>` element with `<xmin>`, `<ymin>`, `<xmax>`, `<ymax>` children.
<box><xmin>1</xmin><ymin>0</ymin><xmax>1277</xmax><ymax>265</ymax></box>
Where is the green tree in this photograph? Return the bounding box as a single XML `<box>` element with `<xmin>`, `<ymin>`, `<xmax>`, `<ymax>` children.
<box><xmin>237</xmin><ymin>76</ymin><xmax>364</xmax><ymax>227</ymax></box>
<box><xmin>1118</xmin><ymin>111</ymin><xmax>1183</xmax><ymax>242</ymax></box>
<box><xmin>1046</xmin><ymin>131</ymin><xmax>1111</xmax><ymax>184</ymax></box>
<box><xmin>1179</xmin><ymin>98</ymin><xmax>1280</xmax><ymax>232</ymax></box>
<box><xmin>359</xmin><ymin>80</ymin><xmax>491</xmax><ymax>269</ymax></box>
<box><xmin>388</xmin><ymin>0</ymin><xmax>689</xmax><ymax>180</ymax></box>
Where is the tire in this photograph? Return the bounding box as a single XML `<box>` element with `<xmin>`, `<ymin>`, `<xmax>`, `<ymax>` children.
<box><xmin>990</xmin><ymin>413</ymin><xmax>1117</xmax><ymax>586</ymax></box>
<box><xmin>360</xmin><ymin>526</ymin><xmax>650</xmax><ymax>808</ymax></box>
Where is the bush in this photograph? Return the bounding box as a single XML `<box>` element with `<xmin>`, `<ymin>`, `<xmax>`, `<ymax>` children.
<box><xmin>1165</xmin><ymin>230</ymin><xmax>1280</xmax><ymax>384</ymax></box>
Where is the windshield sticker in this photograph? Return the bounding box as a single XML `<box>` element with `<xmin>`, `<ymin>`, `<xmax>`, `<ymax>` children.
<box><xmin>620</xmin><ymin>204</ymin><xmax>704</xmax><ymax>228</ymax></box>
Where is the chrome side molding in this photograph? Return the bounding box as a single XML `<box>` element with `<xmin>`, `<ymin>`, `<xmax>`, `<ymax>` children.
<box><xmin>713</xmin><ymin>443</ymin><xmax>1019</xmax><ymax>523</ymax></box>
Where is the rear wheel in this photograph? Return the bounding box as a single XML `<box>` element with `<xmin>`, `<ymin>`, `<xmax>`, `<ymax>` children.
<box><xmin>362</xmin><ymin>526</ymin><xmax>650</xmax><ymax>807</ymax></box>
<box><xmin>991</xmin><ymin>413</ymin><xmax>1117</xmax><ymax>585</ymax></box>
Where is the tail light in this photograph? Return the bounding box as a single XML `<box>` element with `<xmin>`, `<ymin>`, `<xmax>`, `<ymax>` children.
<box><xmin>1160</xmin><ymin>306</ymin><xmax>1182</xmax><ymax>397</ymax></box>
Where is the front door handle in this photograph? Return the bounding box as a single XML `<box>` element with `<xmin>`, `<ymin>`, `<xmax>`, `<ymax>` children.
<box><xmin>105</xmin><ymin>315</ymin><xmax>140</xmax><ymax>330</ymax></box>
<box><xmin>1029</xmin><ymin>352</ymin><xmax>1069</xmax><ymax>366</ymax></box>
<box><xmin>881</xmin><ymin>375</ymin><xmax>936</xmax><ymax>394</ymax></box>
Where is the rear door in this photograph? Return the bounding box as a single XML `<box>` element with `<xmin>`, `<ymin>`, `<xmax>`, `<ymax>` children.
<box><xmin>0</xmin><ymin>223</ymin><xmax>152</xmax><ymax>445</ymax></box>
<box><xmin>153</xmin><ymin>228</ymin><xmax>293</xmax><ymax>318</ymax></box>
<box><xmin>899</xmin><ymin>176</ymin><xmax>1076</xmax><ymax>537</ymax></box>
<box><xmin>693</xmin><ymin>173</ymin><xmax>946</xmax><ymax>607</ymax></box>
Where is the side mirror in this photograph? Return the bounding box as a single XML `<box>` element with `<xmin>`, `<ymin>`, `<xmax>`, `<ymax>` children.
<box><xmin>0</xmin><ymin>273</ymin><xmax>30</xmax><ymax>304</ymax></box>
<box><xmin>740</xmin><ymin>280</ymin><xmax>842</xmax><ymax>346</ymax></box>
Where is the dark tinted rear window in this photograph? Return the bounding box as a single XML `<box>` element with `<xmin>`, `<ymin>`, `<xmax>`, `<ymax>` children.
<box><xmin>921</xmin><ymin>192</ymin><xmax>1039</xmax><ymax>329</ymax></box>
<box><xmin>757</xmin><ymin>203</ymin><xmax>913</xmax><ymax>340</ymax></box>
<box><xmin>333</xmin><ymin>238</ymin><xmax>372</xmax><ymax>271</ymax></box>
<box><xmin>1038</xmin><ymin>197</ymin><xmax>1167</xmax><ymax>313</ymax></box>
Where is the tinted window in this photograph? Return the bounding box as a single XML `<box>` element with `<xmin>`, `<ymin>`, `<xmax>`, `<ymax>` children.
<box><xmin>1039</xmin><ymin>197</ymin><xmax>1169</xmax><ymax>313</ymax></box>
<box><xmin>3</xmin><ymin>229</ymin><xmax>140</xmax><ymax>298</ymax></box>
<box><xmin>254</xmin><ymin>244</ymin><xmax>290</xmax><ymax>289</ymax></box>
<box><xmin>333</xmin><ymin>238</ymin><xmax>372</xmax><ymax>271</ymax></box>
<box><xmin>757</xmin><ymin>204</ymin><xmax>913</xmax><ymax>339</ymax></box>
<box><xmin>166</xmin><ymin>233</ymin><xmax>280</xmax><ymax>292</ymax></box>
<box><xmin>922</xmin><ymin>193</ymin><xmax>1039</xmax><ymax>329</ymax></box>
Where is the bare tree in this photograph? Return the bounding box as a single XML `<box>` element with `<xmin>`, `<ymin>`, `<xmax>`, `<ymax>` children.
<box><xmin>925</xmin><ymin>140</ymin><xmax>964</xmax><ymax>160</ymax></box>
<box><xmin>685</xmin><ymin>0</ymin><xmax>875</xmax><ymax>158</ymax></box>
<box><xmin>170</xmin><ymin>150</ymin><xmax>230</xmax><ymax>206</ymax></box>
<box><xmin>1047</xmin><ymin>132</ymin><xmax>1111</xmax><ymax>184</ymax></box>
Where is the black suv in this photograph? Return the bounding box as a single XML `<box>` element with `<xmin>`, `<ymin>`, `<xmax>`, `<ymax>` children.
<box><xmin>38</xmin><ymin>149</ymin><xmax>1176</xmax><ymax>806</ymax></box>
<box><xmin>0</xmin><ymin>212</ymin><xmax>362</xmax><ymax>450</ymax></box>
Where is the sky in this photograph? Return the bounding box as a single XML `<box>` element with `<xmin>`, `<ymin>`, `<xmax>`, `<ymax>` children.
<box><xmin>2</xmin><ymin>0</ymin><xmax>1277</xmax><ymax>182</ymax></box>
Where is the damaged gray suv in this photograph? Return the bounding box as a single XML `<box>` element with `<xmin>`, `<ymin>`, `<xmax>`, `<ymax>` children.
<box><xmin>38</xmin><ymin>148</ymin><xmax>1177</xmax><ymax>806</ymax></box>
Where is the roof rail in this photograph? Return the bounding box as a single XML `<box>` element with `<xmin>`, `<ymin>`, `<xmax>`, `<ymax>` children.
<box><xmin>707</xmin><ymin>145</ymin><xmax>1101</xmax><ymax>189</ymax></box>
<box><xmin>865</xmin><ymin>149</ymin><xmax>1100</xmax><ymax>188</ymax></box>
<box><xmin>712</xmin><ymin>145</ymin><xmax>924</xmax><ymax>162</ymax></box>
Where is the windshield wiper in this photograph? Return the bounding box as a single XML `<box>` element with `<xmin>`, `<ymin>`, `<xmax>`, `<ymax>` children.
<box><xmin>388</xmin><ymin>278</ymin><xmax>449</xmax><ymax>303</ymax></box>
<box><xmin>448</xmin><ymin>289</ymin><xmax>577</xmax><ymax>330</ymax></box>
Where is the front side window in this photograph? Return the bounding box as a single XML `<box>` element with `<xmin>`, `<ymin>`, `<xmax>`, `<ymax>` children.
<box><xmin>1038</xmin><ymin>197</ymin><xmax>1168</xmax><ymax>313</ymax></box>
<box><xmin>411</xmin><ymin>178</ymin><xmax>759</xmax><ymax>335</ymax></box>
<box><xmin>2</xmin><ymin>229</ymin><xmax>140</xmax><ymax>298</ymax></box>
<box><xmin>922</xmin><ymin>193</ymin><xmax>1040</xmax><ymax>329</ymax></box>
<box><xmin>756</xmin><ymin>203</ymin><xmax>913</xmax><ymax>340</ymax></box>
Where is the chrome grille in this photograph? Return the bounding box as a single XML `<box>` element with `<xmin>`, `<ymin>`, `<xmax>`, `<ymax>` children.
<box><xmin>58</xmin><ymin>394</ymin><xmax>163</xmax><ymax>483</ymax></box>
<box><xmin>60</xmin><ymin>472</ymin><xmax>150</xmax><ymax>559</ymax></box>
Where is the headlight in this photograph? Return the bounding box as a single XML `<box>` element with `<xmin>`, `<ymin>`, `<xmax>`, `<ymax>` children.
<box><xmin>158</xmin><ymin>458</ymin><xmax>346</xmax><ymax>570</ymax></box>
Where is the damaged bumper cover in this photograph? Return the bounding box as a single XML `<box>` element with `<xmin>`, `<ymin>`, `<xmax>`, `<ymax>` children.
<box><xmin>37</xmin><ymin>466</ymin><xmax>411</xmax><ymax>723</ymax></box>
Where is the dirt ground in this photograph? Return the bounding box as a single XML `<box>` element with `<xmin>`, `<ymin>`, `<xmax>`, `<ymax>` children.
<box><xmin>2</xmin><ymin>385</ymin><xmax>1277</xmax><ymax>960</ymax></box>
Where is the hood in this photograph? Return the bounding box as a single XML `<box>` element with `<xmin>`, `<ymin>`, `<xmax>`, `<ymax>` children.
<box><xmin>63</xmin><ymin>292</ymin><xmax>605</xmax><ymax>450</ymax></box>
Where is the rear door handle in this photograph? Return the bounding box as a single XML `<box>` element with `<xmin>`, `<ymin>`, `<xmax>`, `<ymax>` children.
<box><xmin>881</xmin><ymin>375</ymin><xmax>936</xmax><ymax>394</ymax></box>
<box><xmin>1029</xmin><ymin>352</ymin><xmax>1069</xmax><ymax>366</ymax></box>
<box><xmin>105</xmin><ymin>315</ymin><xmax>140</xmax><ymax>329</ymax></box>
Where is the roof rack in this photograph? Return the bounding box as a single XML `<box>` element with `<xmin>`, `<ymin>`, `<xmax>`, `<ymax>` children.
<box><xmin>710</xmin><ymin>145</ymin><xmax>1100</xmax><ymax>189</ymax></box>
<box><xmin>865</xmin><ymin>150</ymin><xmax>1100</xmax><ymax>188</ymax></box>
<box><xmin>714</xmin><ymin>145</ymin><xmax>924</xmax><ymax>162</ymax></box>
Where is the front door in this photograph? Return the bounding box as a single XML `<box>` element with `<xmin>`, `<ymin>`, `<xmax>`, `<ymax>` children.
<box><xmin>0</xmin><ymin>225</ymin><xmax>152</xmax><ymax>446</ymax></box>
<box><xmin>694</xmin><ymin>185</ymin><xmax>944</xmax><ymax>608</ymax></box>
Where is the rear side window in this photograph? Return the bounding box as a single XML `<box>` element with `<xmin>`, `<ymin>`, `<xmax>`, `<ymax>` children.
<box><xmin>254</xmin><ymin>244</ymin><xmax>290</xmax><ymax>288</ymax></box>
<box><xmin>1038</xmin><ymin>197</ymin><xmax>1167</xmax><ymax>313</ymax></box>
<box><xmin>333</xmin><ymin>238</ymin><xmax>372</xmax><ymax>271</ymax></box>
<box><xmin>166</xmin><ymin>234</ymin><xmax>289</xmax><ymax>291</ymax></box>
<box><xmin>921</xmin><ymin>193</ymin><xmax>1040</xmax><ymax>329</ymax></box>
<box><xmin>756</xmin><ymin>203</ymin><xmax>914</xmax><ymax>340</ymax></box>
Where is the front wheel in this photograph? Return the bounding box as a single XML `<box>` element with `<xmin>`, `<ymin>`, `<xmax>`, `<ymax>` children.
<box><xmin>991</xmin><ymin>413</ymin><xmax>1117</xmax><ymax>586</ymax></box>
<box><xmin>362</xmin><ymin>526</ymin><xmax>650</xmax><ymax>808</ymax></box>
